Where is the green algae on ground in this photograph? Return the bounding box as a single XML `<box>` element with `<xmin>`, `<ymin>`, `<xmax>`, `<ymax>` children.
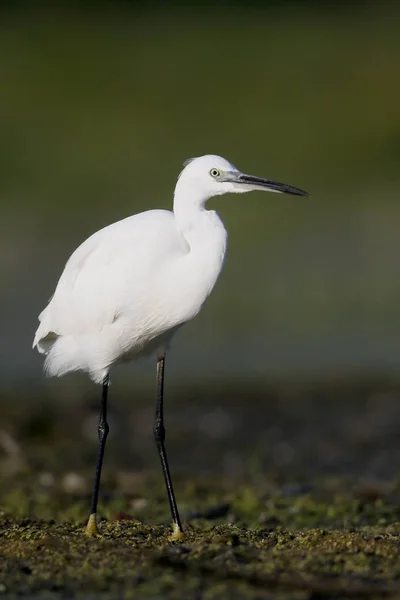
<box><xmin>2</xmin><ymin>379</ymin><xmax>400</xmax><ymax>597</ymax></box>
<box><xmin>1</xmin><ymin>481</ymin><xmax>400</xmax><ymax>599</ymax></box>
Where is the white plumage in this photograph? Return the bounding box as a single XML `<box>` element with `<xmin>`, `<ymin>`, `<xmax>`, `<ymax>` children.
<box><xmin>33</xmin><ymin>153</ymin><xmax>308</xmax><ymax>539</ymax></box>
<box><xmin>33</xmin><ymin>154</ymin><xmax>307</xmax><ymax>383</ymax></box>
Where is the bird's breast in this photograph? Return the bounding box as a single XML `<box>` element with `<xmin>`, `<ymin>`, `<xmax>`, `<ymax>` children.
<box><xmin>157</xmin><ymin>212</ymin><xmax>227</xmax><ymax>328</ymax></box>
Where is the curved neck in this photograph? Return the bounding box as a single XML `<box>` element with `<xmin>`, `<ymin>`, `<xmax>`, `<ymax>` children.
<box><xmin>173</xmin><ymin>177</ymin><xmax>210</xmax><ymax>234</ymax></box>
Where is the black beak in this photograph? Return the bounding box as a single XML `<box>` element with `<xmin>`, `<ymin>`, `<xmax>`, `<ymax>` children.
<box><xmin>237</xmin><ymin>173</ymin><xmax>309</xmax><ymax>197</ymax></box>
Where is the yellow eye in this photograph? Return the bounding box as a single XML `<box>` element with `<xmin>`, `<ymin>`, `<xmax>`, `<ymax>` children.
<box><xmin>210</xmin><ymin>168</ymin><xmax>220</xmax><ymax>178</ymax></box>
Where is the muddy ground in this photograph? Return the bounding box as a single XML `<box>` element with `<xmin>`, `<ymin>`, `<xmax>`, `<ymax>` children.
<box><xmin>1</xmin><ymin>377</ymin><xmax>400</xmax><ymax>598</ymax></box>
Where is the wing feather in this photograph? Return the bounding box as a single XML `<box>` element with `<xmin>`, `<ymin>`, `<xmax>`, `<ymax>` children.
<box><xmin>33</xmin><ymin>209</ymin><xmax>188</xmax><ymax>348</ymax></box>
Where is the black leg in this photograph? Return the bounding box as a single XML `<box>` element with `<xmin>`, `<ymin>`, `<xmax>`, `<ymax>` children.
<box><xmin>85</xmin><ymin>374</ymin><xmax>110</xmax><ymax>536</ymax></box>
<box><xmin>154</xmin><ymin>356</ymin><xmax>183</xmax><ymax>540</ymax></box>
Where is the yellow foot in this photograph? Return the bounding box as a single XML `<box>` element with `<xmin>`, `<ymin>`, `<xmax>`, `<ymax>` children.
<box><xmin>168</xmin><ymin>522</ymin><xmax>184</xmax><ymax>542</ymax></box>
<box><xmin>85</xmin><ymin>513</ymin><xmax>99</xmax><ymax>537</ymax></box>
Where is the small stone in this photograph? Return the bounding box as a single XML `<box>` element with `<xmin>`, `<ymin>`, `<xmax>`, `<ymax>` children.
<box><xmin>62</xmin><ymin>472</ymin><xmax>87</xmax><ymax>494</ymax></box>
<box><xmin>38</xmin><ymin>472</ymin><xmax>55</xmax><ymax>487</ymax></box>
<box><xmin>130</xmin><ymin>497</ymin><xmax>148</xmax><ymax>511</ymax></box>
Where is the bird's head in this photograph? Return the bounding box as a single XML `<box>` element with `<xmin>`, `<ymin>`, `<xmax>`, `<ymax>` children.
<box><xmin>177</xmin><ymin>154</ymin><xmax>309</xmax><ymax>200</ymax></box>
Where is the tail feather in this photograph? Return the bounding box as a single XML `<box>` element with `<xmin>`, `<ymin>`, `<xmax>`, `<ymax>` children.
<box><xmin>34</xmin><ymin>329</ymin><xmax>107</xmax><ymax>384</ymax></box>
<box><xmin>33</xmin><ymin>330</ymin><xmax>58</xmax><ymax>354</ymax></box>
<box><xmin>33</xmin><ymin>318</ymin><xmax>86</xmax><ymax>378</ymax></box>
<box><xmin>43</xmin><ymin>335</ymin><xmax>83</xmax><ymax>378</ymax></box>
<box><xmin>33</xmin><ymin>308</ymin><xmax>112</xmax><ymax>384</ymax></box>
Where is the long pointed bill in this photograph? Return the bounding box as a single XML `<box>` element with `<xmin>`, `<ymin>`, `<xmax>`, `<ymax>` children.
<box><xmin>233</xmin><ymin>173</ymin><xmax>309</xmax><ymax>196</ymax></box>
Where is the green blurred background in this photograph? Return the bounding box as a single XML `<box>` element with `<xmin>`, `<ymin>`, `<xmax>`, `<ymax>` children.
<box><xmin>1</xmin><ymin>1</ymin><xmax>400</xmax><ymax>481</ymax></box>
<box><xmin>2</xmin><ymin>0</ymin><xmax>400</xmax><ymax>384</ymax></box>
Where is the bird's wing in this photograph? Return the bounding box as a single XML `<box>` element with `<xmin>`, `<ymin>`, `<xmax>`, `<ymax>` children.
<box><xmin>34</xmin><ymin>209</ymin><xmax>189</xmax><ymax>345</ymax></box>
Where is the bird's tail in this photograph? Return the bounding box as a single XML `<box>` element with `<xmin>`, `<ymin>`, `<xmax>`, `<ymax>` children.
<box><xmin>34</xmin><ymin>328</ymin><xmax>107</xmax><ymax>384</ymax></box>
<box><xmin>38</xmin><ymin>333</ymin><xmax>82</xmax><ymax>378</ymax></box>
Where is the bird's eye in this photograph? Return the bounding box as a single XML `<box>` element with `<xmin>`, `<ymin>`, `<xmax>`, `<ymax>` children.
<box><xmin>210</xmin><ymin>168</ymin><xmax>221</xmax><ymax>178</ymax></box>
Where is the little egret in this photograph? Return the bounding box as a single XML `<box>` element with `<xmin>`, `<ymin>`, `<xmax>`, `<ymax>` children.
<box><xmin>33</xmin><ymin>154</ymin><xmax>308</xmax><ymax>539</ymax></box>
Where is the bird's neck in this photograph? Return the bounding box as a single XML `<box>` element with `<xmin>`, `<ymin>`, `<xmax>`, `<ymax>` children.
<box><xmin>173</xmin><ymin>180</ymin><xmax>209</xmax><ymax>235</ymax></box>
<box><xmin>173</xmin><ymin>182</ymin><xmax>226</xmax><ymax>258</ymax></box>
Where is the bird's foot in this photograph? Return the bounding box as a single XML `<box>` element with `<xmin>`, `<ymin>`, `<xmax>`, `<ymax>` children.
<box><xmin>168</xmin><ymin>522</ymin><xmax>184</xmax><ymax>542</ymax></box>
<box><xmin>85</xmin><ymin>513</ymin><xmax>99</xmax><ymax>537</ymax></box>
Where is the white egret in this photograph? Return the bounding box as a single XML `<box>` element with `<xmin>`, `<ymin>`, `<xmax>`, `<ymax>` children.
<box><xmin>33</xmin><ymin>154</ymin><xmax>308</xmax><ymax>539</ymax></box>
